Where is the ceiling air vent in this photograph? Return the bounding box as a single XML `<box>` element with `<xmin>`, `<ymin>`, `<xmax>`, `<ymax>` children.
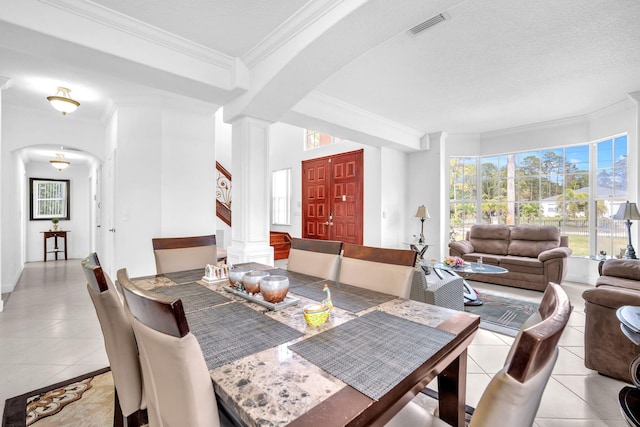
<box><xmin>409</xmin><ymin>12</ymin><xmax>450</xmax><ymax>36</ymax></box>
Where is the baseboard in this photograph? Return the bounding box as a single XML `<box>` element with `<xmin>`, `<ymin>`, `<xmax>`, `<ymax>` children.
<box><xmin>1</xmin><ymin>266</ymin><xmax>23</xmax><ymax>295</ymax></box>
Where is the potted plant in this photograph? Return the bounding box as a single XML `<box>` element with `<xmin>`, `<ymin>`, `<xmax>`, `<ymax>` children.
<box><xmin>51</xmin><ymin>218</ymin><xmax>59</xmax><ymax>231</ymax></box>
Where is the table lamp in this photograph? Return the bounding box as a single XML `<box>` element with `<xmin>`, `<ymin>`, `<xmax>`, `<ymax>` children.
<box><xmin>613</xmin><ymin>201</ymin><xmax>640</xmax><ymax>260</ymax></box>
<box><xmin>415</xmin><ymin>205</ymin><xmax>430</xmax><ymax>244</ymax></box>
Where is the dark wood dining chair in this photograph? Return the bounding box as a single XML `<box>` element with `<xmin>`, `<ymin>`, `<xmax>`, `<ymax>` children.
<box><xmin>81</xmin><ymin>253</ymin><xmax>147</xmax><ymax>427</ymax></box>
<box><xmin>386</xmin><ymin>282</ymin><xmax>572</xmax><ymax>426</ymax></box>
<box><xmin>286</xmin><ymin>238</ymin><xmax>344</xmax><ymax>280</ymax></box>
<box><xmin>152</xmin><ymin>234</ymin><xmax>222</xmax><ymax>274</ymax></box>
<box><xmin>338</xmin><ymin>243</ymin><xmax>418</xmax><ymax>298</ymax></box>
<box><xmin>116</xmin><ymin>268</ymin><xmax>238</xmax><ymax>427</ymax></box>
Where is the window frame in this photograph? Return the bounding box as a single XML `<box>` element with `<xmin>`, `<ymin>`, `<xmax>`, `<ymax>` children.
<box><xmin>29</xmin><ymin>178</ymin><xmax>71</xmax><ymax>221</ymax></box>
<box><xmin>448</xmin><ymin>133</ymin><xmax>628</xmax><ymax>257</ymax></box>
<box><xmin>271</xmin><ymin>168</ymin><xmax>291</xmax><ymax>225</ymax></box>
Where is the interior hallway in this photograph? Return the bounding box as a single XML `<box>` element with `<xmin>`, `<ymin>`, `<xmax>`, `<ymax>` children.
<box><xmin>0</xmin><ymin>260</ymin><xmax>631</xmax><ymax>426</ymax></box>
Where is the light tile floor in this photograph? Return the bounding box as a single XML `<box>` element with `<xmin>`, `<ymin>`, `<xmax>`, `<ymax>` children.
<box><xmin>0</xmin><ymin>260</ymin><xmax>631</xmax><ymax>426</ymax></box>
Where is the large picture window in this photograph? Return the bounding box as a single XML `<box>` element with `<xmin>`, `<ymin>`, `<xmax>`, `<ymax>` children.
<box><xmin>449</xmin><ymin>134</ymin><xmax>628</xmax><ymax>257</ymax></box>
<box><xmin>30</xmin><ymin>178</ymin><xmax>70</xmax><ymax>220</ymax></box>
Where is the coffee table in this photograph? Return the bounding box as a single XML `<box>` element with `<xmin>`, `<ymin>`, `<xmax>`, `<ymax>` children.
<box><xmin>428</xmin><ymin>261</ymin><xmax>508</xmax><ymax>306</ymax></box>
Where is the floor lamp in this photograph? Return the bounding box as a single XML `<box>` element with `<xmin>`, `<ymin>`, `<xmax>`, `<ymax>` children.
<box><xmin>613</xmin><ymin>201</ymin><xmax>640</xmax><ymax>260</ymax></box>
<box><xmin>415</xmin><ymin>205</ymin><xmax>430</xmax><ymax>244</ymax></box>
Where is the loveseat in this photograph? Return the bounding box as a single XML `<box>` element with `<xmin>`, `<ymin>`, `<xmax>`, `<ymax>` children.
<box><xmin>582</xmin><ymin>258</ymin><xmax>640</xmax><ymax>382</ymax></box>
<box><xmin>448</xmin><ymin>224</ymin><xmax>572</xmax><ymax>291</ymax></box>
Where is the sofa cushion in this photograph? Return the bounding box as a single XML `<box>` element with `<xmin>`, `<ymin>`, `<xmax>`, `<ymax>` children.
<box><xmin>508</xmin><ymin>226</ymin><xmax>560</xmax><ymax>258</ymax></box>
<box><xmin>601</xmin><ymin>258</ymin><xmax>640</xmax><ymax>281</ymax></box>
<box><xmin>499</xmin><ymin>256</ymin><xmax>544</xmax><ymax>275</ymax></box>
<box><xmin>596</xmin><ymin>275</ymin><xmax>640</xmax><ymax>292</ymax></box>
<box><xmin>468</xmin><ymin>225</ymin><xmax>510</xmax><ymax>255</ymax></box>
<box><xmin>459</xmin><ymin>253</ymin><xmax>501</xmax><ymax>265</ymax></box>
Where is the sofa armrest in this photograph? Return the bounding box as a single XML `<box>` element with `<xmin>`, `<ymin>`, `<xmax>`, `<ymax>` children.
<box><xmin>601</xmin><ymin>259</ymin><xmax>640</xmax><ymax>280</ymax></box>
<box><xmin>538</xmin><ymin>246</ymin><xmax>572</xmax><ymax>262</ymax></box>
<box><xmin>448</xmin><ymin>240</ymin><xmax>474</xmax><ymax>256</ymax></box>
<box><xmin>583</xmin><ymin>285</ymin><xmax>640</xmax><ymax>309</ymax></box>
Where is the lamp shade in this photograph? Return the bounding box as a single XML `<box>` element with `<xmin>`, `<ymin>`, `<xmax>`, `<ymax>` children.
<box><xmin>613</xmin><ymin>201</ymin><xmax>640</xmax><ymax>221</ymax></box>
<box><xmin>47</xmin><ymin>87</ymin><xmax>80</xmax><ymax>115</ymax></box>
<box><xmin>50</xmin><ymin>153</ymin><xmax>70</xmax><ymax>171</ymax></box>
<box><xmin>415</xmin><ymin>205</ymin><xmax>430</xmax><ymax>219</ymax></box>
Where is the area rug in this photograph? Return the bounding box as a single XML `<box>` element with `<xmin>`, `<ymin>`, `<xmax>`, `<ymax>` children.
<box><xmin>2</xmin><ymin>367</ymin><xmax>116</xmax><ymax>427</ymax></box>
<box><xmin>3</xmin><ymin>370</ymin><xmax>472</xmax><ymax>426</ymax></box>
<box><xmin>464</xmin><ymin>287</ymin><xmax>540</xmax><ymax>337</ymax></box>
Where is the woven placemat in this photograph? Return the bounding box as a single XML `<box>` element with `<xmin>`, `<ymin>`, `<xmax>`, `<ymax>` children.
<box><xmin>151</xmin><ymin>282</ymin><xmax>230</xmax><ymax>313</ymax></box>
<box><xmin>292</xmin><ymin>281</ymin><xmax>395</xmax><ymax>313</ymax></box>
<box><xmin>289</xmin><ymin>311</ymin><xmax>455</xmax><ymax>400</ymax></box>
<box><xmin>267</xmin><ymin>268</ymin><xmax>325</xmax><ymax>288</ymax></box>
<box><xmin>186</xmin><ymin>302</ymin><xmax>304</xmax><ymax>370</ymax></box>
<box><xmin>162</xmin><ymin>269</ymin><xmax>204</xmax><ymax>284</ymax></box>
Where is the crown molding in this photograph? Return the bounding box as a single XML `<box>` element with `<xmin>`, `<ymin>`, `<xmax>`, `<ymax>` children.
<box><xmin>480</xmin><ymin>115</ymin><xmax>589</xmax><ymax>139</ymax></box>
<box><xmin>305</xmin><ymin>91</ymin><xmax>425</xmax><ymax>138</ymax></box>
<box><xmin>289</xmin><ymin>91</ymin><xmax>425</xmax><ymax>151</ymax></box>
<box><xmin>587</xmin><ymin>97</ymin><xmax>635</xmax><ymax>121</ymax></box>
<box><xmin>242</xmin><ymin>0</ymin><xmax>345</xmax><ymax>68</ymax></box>
<box><xmin>39</xmin><ymin>0</ymin><xmax>237</xmax><ymax>70</ymax></box>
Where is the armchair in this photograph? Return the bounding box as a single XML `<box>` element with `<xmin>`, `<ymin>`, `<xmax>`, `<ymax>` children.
<box><xmin>583</xmin><ymin>258</ymin><xmax>640</xmax><ymax>382</ymax></box>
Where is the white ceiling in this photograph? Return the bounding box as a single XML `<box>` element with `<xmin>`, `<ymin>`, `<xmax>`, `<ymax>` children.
<box><xmin>1</xmin><ymin>0</ymin><xmax>639</xmax><ymax>157</ymax></box>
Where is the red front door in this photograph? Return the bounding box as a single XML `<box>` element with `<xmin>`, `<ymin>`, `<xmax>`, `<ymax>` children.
<box><xmin>302</xmin><ymin>149</ymin><xmax>363</xmax><ymax>244</ymax></box>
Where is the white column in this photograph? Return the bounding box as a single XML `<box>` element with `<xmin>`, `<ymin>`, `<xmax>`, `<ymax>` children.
<box><xmin>0</xmin><ymin>77</ymin><xmax>10</xmax><ymax>312</ymax></box>
<box><xmin>227</xmin><ymin>116</ymin><xmax>274</xmax><ymax>265</ymax></box>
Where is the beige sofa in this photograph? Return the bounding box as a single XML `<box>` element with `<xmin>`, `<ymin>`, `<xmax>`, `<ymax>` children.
<box><xmin>448</xmin><ymin>224</ymin><xmax>572</xmax><ymax>291</ymax></box>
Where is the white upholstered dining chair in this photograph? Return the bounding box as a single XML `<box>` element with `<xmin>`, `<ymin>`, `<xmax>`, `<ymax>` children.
<box><xmin>116</xmin><ymin>268</ymin><xmax>237</xmax><ymax>427</ymax></box>
<box><xmin>386</xmin><ymin>281</ymin><xmax>572</xmax><ymax>427</ymax></box>
<box><xmin>152</xmin><ymin>234</ymin><xmax>220</xmax><ymax>274</ymax></box>
<box><xmin>338</xmin><ymin>243</ymin><xmax>418</xmax><ymax>298</ymax></box>
<box><xmin>81</xmin><ymin>253</ymin><xmax>147</xmax><ymax>427</ymax></box>
<box><xmin>286</xmin><ymin>237</ymin><xmax>343</xmax><ymax>281</ymax></box>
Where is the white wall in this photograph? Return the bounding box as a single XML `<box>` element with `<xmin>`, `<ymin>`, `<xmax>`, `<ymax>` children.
<box><xmin>107</xmin><ymin>98</ymin><xmax>218</xmax><ymax>278</ymax></box>
<box><xmin>25</xmin><ymin>162</ymin><xmax>92</xmax><ymax>262</ymax></box>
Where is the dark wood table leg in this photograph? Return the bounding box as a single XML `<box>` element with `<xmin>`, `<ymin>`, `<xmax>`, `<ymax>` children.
<box><xmin>54</xmin><ymin>235</ymin><xmax>59</xmax><ymax>260</ymax></box>
<box><xmin>438</xmin><ymin>349</ymin><xmax>467</xmax><ymax>427</ymax></box>
<box><xmin>64</xmin><ymin>234</ymin><xmax>68</xmax><ymax>260</ymax></box>
<box><xmin>43</xmin><ymin>235</ymin><xmax>47</xmax><ymax>262</ymax></box>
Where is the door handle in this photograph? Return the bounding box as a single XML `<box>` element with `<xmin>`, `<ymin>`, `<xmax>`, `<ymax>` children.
<box><xmin>109</xmin><ymin>228</ymin><xmax>116</xmax><ymax>232</ymax></box>
<box><xmin>324</xmin><ymin>221</ymin><xmax>334</xmax><ymax>226</ymax></box>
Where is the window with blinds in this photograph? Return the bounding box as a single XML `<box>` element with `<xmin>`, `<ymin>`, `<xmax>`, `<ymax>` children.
<box><xmin>30</xmin><ymin>178</ymin><xmax>70</xmax><ymax>220</ymax></box>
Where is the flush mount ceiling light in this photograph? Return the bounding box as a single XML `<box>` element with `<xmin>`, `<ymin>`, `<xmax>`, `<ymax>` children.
<box><xmin>46</xmin><ymin>87</ymin><xmax>80</xmax><ymax>115</ymax></box>
<box><xmin>50</xmin><ymin>153</ymin><xmax>70</xmax><ymax>171</ymax></box>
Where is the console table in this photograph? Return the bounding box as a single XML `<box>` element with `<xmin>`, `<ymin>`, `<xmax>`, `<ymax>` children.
<box><xmin>42</xmin><ymin>230</ymin><xmax>69</xmax><ymax>261</ymax></box>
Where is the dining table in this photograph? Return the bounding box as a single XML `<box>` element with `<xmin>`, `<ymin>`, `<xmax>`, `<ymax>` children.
<box><xmin>131</xmin><ymin>263</ymin><xmax>480</xmax><ymax>427</ymax></box>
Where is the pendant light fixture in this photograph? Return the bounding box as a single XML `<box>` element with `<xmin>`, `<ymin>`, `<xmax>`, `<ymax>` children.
<box><xmin>47</xmin><ymin>87</ymin><xmax>80</xmax><ymax>115</ymax></box>
<box><xmin>50</xmin><ymin>153</ymin><xmax>70</xmax><ymax>171</ymax></box>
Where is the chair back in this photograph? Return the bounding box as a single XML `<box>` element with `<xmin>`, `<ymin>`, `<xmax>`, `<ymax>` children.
<box><xmin>286</xmin><ymin>238</ymin><xmax>343</xmax><ymax>280</ymax></box>
<box><xmin>469</xmin><ymin>282</ymin><xmax>572</xmax><ymax>427</ymax></box>
<box><xmin>338</xmin><ymin>243</ymin><xmax>418</xmax><ymax>298</ymax></box>
<box><xmin>117</xmin><ymin>268</ymin><xmax>220</xmax><ymax>427</ymax></box>
<box><xmin>152</xmin><ymin>234</ymin><xmax>217</xmax><ymax>274</ymax></box>
<box><xmin>81</xmin><ymin>253</ymin><xmax>144</xmax><ymax>420</ymax></box>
